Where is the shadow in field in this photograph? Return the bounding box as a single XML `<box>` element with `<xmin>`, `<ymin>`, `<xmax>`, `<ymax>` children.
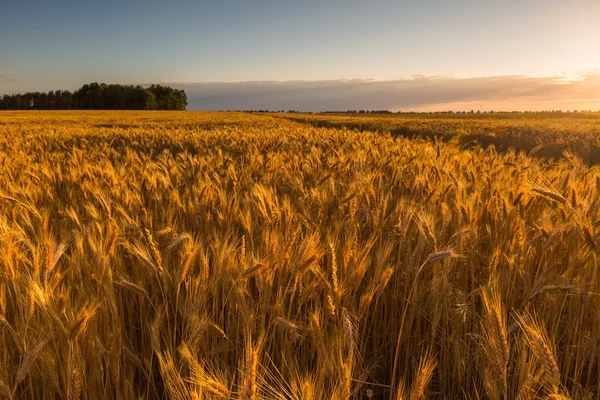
<box><xmin>94</xmin><ymin>123</ymin><xmax>142</xmax><ymax>129</ymax></box>
<box><xmin>282</xmin><ymin>116</ymin><xmax>600</xmax><ymax>165</ymax></box>
<box><xmin>281</xmin><ymin>117</ymin><xmax>455</xmax><ymax>141</ymax></box>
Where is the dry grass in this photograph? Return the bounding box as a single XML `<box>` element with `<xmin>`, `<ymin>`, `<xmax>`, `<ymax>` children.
<box><xmin>0</xmin><ymin>110</ymin><xmax>599</xmax><ymax>398</ymax></box>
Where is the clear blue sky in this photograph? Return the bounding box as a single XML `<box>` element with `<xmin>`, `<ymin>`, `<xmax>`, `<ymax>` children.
<box><xmin>1</xmin><ymin>0</ymin><xmax>599</xmax><ymax>94</ymax></box>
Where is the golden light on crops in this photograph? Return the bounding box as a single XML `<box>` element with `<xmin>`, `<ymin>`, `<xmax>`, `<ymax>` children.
<box><xmin>0</xmin><ymin>110</ymin><xmax>599</xmax><ymax>398</ymax></box>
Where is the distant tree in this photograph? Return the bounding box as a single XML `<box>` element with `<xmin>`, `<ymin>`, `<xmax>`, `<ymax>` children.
<box><xmin>1</xmin><ymin>83</ymin><xmax>186</xmax><ymax>111</ymax></box>
<box><xmin>142</xmin><ymin>90</ymin><xmax>157</xmax><ymax>110</ymax></box>
<box><xmin>146</xmin><ymin>84</ymin><xmax>187</xmax><ymax>110</ymax></box>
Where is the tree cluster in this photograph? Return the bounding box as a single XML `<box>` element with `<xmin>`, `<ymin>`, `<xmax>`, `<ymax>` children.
<box><xmin>0</xmin><ymin>83</ymin><xmax>187</xmax><ymax>110</ymax></box>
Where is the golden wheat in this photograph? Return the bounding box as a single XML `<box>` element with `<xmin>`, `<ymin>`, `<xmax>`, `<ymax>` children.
<box><xmin>0</xmin><ymin>110</ymin><xmax>598</xmax><ymax>398</ymax></box>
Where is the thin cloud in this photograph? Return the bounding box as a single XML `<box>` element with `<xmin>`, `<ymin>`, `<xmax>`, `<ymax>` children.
<box><xmin>0</xmin><ymin>73</ymin><xmax>16</xmax><ymax>83</ymax></box>
<box><xmin>165</xmin><ymin>72</ymin><xmax>600</xmax><ymax>112</ymax></box>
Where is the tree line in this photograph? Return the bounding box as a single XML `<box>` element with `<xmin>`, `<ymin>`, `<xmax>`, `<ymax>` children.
<box><xmin>0</xmin><ymin>83</ymin><xmax>187</xmax><ymax>110</ymax></box>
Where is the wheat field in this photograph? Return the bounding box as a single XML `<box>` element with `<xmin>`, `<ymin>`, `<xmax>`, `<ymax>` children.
<box><xmin>0</xmin><ymin>111</ymin><xmax>599</xmax><ymax>399</ymax></box>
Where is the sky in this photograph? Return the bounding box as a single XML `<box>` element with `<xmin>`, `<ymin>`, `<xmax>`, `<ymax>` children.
<box><xmin>1</xmin><ymin>0</ymin><xmax>599</xmax><ymax>111</ymax></box>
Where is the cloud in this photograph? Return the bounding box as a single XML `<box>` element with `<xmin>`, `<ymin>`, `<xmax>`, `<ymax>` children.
<box><xmin>0</xmin><ymin>73</ymin><xmax>16</xmax><ymax>84</ymax></box>
<box><xmin>165</xmin><ymin>71</ymin><xmax>600</xmax><ymax>112</ymax></box>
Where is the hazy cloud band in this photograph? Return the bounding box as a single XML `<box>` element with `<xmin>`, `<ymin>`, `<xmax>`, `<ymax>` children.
<box><xmin>0</xmin><ymin>73</ymin><xmax>17</xmax><ymax>84</ymax></box>
<box><xmin>165</xmin><ymin>72</ymin><xmax>600</xmax><ymax>112</ymax></box>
